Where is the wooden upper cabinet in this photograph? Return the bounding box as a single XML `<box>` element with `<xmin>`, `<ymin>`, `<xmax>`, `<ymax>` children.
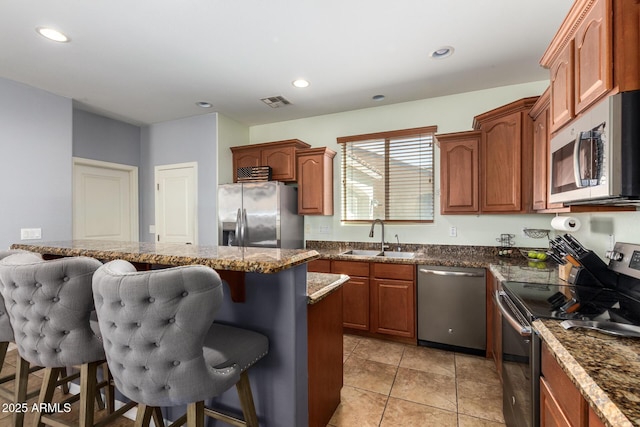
<box><xmin>550</xmin><ymin>42</ymin><xmax>574</xmax><ymax>131</ymax></box>
<box><xmin>529</xmin><ymin>88</ymin><xmax>566</xmax><ymax>212</ymax></box>
<box><xmin>574</xmin><ymin>0</ymin><xmax>612</xmax><ymax>114</ymax></box>
<box><xmin>474</xmin><ymin>97</ymin><xmax>537</xmax><ymax>213</ymax></box>
<box><xmin>541</xmin><ymin>0</ymin><xmax>640</xmax><ymax>132</ymax></box>
<box><xmin>614</xmin><ymin>0</ymin><xmax>640</xmax><ymax>92</ymax></box>
<box><xmin>296</xmin><ymin>147</ymin><xmax>336</xmax><ymax>215</ymax></box>
<box><xmin>230</xmin><ymin>139</ymin><xmax>311</xmax><ymax>183</ymax></box>
<box><xmin>233</xmin><ymin>148</ymin><xmax>261</xmax><ymax>179</ymax></box>
<box><xmin>436</xmin><ymin>131</ymin><xmax>480</xmax><ymax>214</ymax></box>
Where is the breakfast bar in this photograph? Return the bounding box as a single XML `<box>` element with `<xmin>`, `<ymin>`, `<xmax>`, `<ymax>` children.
<box><xmin>11</xmin><ymin>240</ymin><xmax>323</xmax><ymax>427</ymax></box>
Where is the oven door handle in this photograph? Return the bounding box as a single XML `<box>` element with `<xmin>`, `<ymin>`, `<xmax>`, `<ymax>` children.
<box><xmin>495</xmin><ymin>290</ymin><xmax>532</xmax><ymax>337</ymax></box>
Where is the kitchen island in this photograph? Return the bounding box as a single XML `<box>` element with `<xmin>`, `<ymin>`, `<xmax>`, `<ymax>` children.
<box><xmin>11</xmin><ymin>240</ymin><xmax>322</xmax><ymax>427</ymax></box>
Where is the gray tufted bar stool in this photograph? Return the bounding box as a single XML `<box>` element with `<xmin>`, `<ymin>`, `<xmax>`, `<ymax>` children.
<box><xmin>0</xmin><ymin>253</ymin><xmax>136</xmax><ymax>427</ymax></box>
<box><xmin>92</xmin><ymin>260</ymin><xmax>269</xmax><ymax>427</ymax></box>
<box><xmin>0</xmin><ymin>250</ymin><xmax>48</xmax><ymax>426</ymax></box>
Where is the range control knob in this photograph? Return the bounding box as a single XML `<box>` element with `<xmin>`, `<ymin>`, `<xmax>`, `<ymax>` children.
<box><xmin>605</xmin><ymin>251</ymin><xmax>624</xmax><ymax>261</ymax></box>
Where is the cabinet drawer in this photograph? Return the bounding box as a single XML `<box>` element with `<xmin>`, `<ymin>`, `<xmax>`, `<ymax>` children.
<box><xmin>541</xmin><ymin>342</ymin><xmax>586</xmax><ymax>426</ymax></box>
<box><xmin>372</xmin><ymin>263</ymin><xmax>415</xmax><ymax>280</ymax></box>
<box><xmin>332</xmin><ymin>261</ymin><xmax>369</xmax><ymax>277</ymax></box>
<box><xmin>308</xmin><ymin>259</ymin><xmax>331</xmax><ymax>273</ymax></box>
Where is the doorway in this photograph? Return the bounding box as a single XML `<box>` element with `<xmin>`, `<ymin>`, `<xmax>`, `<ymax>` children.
<box><xmin>73</xmin><ymin>157</ymin><xmax>139</xmax><ymax>241</ymax></box>
<box><xmin>154</xmin><ymin>162</ymin><xmax>198</xmax><ymax>244</ymax></box>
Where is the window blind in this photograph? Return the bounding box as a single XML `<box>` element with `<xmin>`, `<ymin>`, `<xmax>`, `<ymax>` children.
<box><xmin>337</xmin><ymin>126</ymin><xmax>436</xmax><ymax>222</ymax></box>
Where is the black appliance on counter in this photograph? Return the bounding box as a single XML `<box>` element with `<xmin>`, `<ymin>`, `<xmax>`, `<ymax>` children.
<box><xmin>496</xmin><ymin>240</ymin><xmax>640</xmax><ymax>427</ymax></box>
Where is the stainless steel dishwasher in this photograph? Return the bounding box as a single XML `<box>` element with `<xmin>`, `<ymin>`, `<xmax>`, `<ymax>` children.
<box><xmin>417</xmin><ymin>265</ymin><xmax>486</xmax><ymax>355</ymax></box>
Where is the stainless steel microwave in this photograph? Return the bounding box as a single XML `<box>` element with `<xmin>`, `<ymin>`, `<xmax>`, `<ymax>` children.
<box><xmin>549</xmin><ymin>89</ymin><xmax>640</xmax><ymax>205</ymax></box>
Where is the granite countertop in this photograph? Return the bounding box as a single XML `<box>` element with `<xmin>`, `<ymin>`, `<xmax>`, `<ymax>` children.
<box><xmin>488</xmin><ymin>263</ymin><xmax>639</xmax><ymax>427</ymax></box>
<box><xmin>535</xmin><ymin>319</ymin><xmax>639</xmax><ymax>427</ymax></box>
<box><xmin>306</xmin><ymin>272</ymin><xmax>349</xmax><ymax>305</ymax></box>
<box><xmin>307</xmin><ymin>240</ymin><xmax>531</xmax><ymax>268</ymax></box>
<box><xmin>11</xmin><ymin>240</ymin><xmax>320</xmax><ymax>274</ymax></box>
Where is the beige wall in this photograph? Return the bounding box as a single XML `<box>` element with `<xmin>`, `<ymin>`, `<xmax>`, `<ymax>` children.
<box><xmin>247</xmin><ymin>81</ymin><xmax>639</xmax><ymax>257</ymax></box>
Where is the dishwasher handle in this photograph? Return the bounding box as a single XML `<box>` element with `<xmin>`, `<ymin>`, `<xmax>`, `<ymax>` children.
<box><xmin>495</xmin><ymin>290</ymin><xmax>532</xmax><ymax>337</ymax></box>
<box><xmin>419</xmin><ymin>268</ymin><xmax>484</xmax><ymax>278</ymax></box>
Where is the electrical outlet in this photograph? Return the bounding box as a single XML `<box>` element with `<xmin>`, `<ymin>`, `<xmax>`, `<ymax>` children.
<box><xmin>449</xmin><ymin>226</ymin><xmax>457</xmax><ymax>237</ymax></box>
<box><xmin>20</xmin><ymin>228</ymin><xmax>42</xmax><ymax>240</ymax></box>
<box><xmin>149</xmin><ymin>225</ymin><xmax>156</xmax><ymax>234</ymax></box>
<box><xmin>319</xmin><ymin>225</ymin><xmax>330</xmax><ymax>234</ymax></box>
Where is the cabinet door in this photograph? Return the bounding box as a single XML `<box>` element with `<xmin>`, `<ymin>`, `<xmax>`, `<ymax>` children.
<box><xmin>614</xmin><ymin>0</ymin><xmax>640</xmax><ymax>92</ymax></box>
<box><xmin>574</xmin><ymin>0</ymin><xmax>612</xmax><ymax>114</ymax></box>
<box><xmin>297</xmin><ymin>148</ymin><xmax>334</xmax><ymax>215</ymax></box>
<box><xmin>540</xmin><ymin>377</ymin><xmax>573</xmax><ymax>427</ymax></box>
<box><xmin>439</xmin><ymin>135</ymin><xmax>479</xmax><ymax>214</ymax></box>
<box><xmin>342</xmin><ymin>277</ymin><xmax>370</xmax><ymax>331</ymax></box>
<box><xmin>308</xmin><ymin>259</ymin><xmax>331</xmax><ymax>273</ymax></box>
<box><xmin>550</xmin><ymin>42</ymin><xmax>574</xmax><ymax>132</ymax></box>
<box><xmin>371</xmin><ymin>278</ymin><xmax>415</xmax><ymax>338</ymax></box>
<box><xmin>232</xmin><ymin>148</ymin><xmax>261</xmax><ymax>183</ymax></box>
<box><xmin>261</xmin><ymin>146</ymin><xmax>297</xmax><ymax>182</ymax></box>
<box><xmin>480</xmin><ymin>112</ymin><xmax>522</xmax><ymax>212</ymax></box>
<box><xmin>532</xmin><ymin>102</ymin><xmax>549</xmax><ymax>211</ymax></box>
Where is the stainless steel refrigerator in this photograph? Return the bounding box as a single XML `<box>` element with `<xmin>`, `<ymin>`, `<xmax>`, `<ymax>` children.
<box><xmin>218</xmin><ymin>181</ymin><xmax>304</xmax><ymax>249</ymax></box>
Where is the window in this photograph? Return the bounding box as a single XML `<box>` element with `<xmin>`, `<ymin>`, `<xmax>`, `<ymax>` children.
<box><xmin>338</xmin><ymin>126</ymin><xmax>436</xmax><ymax>222</ymax></box>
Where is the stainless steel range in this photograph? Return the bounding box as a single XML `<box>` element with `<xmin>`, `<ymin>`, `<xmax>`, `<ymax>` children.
<box><xmin>496</xmin><ymin>240</ymin><xmax>640</xmax><ymax>427</ymax></box>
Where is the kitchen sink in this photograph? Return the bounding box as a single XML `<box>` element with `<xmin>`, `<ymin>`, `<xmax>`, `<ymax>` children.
<box><xmin>380</xmin><ymin>251</ymin><xmax>415</xmax><ymax>259</ymax></box>
<box><xmin>339</xmin><ymin>249</ymin><xmax>415</xmax><ymax>258</ymax></box>
<box><xmin>339</xmin><ymin>249</ymin><xmax>383</xmax><ymax>257</ymax></box>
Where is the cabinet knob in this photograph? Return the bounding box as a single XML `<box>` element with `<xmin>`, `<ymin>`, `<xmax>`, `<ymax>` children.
<box><xmin>448</xmin><ymin>328</ymin><xmax>453</xmax><ymax>334</ymax></box>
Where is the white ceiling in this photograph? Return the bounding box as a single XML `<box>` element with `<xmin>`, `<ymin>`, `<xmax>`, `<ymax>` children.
<box><xmin>0</xmin><ymin>0</ymin><xmax>574</xmax><ymax>127</ymax></box>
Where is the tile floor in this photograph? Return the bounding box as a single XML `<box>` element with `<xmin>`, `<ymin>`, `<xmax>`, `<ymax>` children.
<box><xmin>0</xmin><ymin>348</ymin><xmax>134</xmax><ymax>427</ymax></box>
<box><xmin>328</xmin><ymin>334</ymin><xmax>506</xmax><ymax>427</ymax></box>
<box><xmin>0</xmin><ymin>335</ymin><xmax>506</xmax><ymax>427</ymax></box>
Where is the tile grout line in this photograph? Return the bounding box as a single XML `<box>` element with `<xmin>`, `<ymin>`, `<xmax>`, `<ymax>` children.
<box><xmin>376</xmin><ymin>345</ymin><xmax>404</xmax><ymax>427</ymax></box>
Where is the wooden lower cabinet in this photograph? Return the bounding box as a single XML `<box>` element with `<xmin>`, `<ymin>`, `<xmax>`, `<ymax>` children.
<box><xmin>540</xmin><ymin>376</ymin><xmax>574</xmax><ymax>427</ymax></box>
<box><xmin>342</xmin><ymin>276</ymin><xmax>370</xmax><ymax>331</ymax></box>
<box><xmin>540</xmin><ymin>342</ymin><xmax>588</xmax><ymax>427</ymax></box>
<box><xmin>370</xmin><ymin>263</ymin><xmax>415</xmax><ymax>339</ymax></box>
<box><xmin>308</xmin><ymin>286</ymin><xmax>343</xmax><ymax>427</ymax></box>
<box><xmin>371</xmin><ymin>278</ymin><xmax>415</xmax><ymax>338</ymax></box>
<box><xmin>309</xmin><ymin>259</ymin><xmax>416</xmax><ymax>343</ymax></box>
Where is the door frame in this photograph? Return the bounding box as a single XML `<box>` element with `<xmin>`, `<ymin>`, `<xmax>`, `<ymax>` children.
<box><xmin>72</xmin><ymin>157</ymin><xmax>139</xmax><ymax>241</ymax></box>
<box><xmin>154</xmin><ymin>161</ymin><xmax>198</xmax><ymax>245</ymax></box>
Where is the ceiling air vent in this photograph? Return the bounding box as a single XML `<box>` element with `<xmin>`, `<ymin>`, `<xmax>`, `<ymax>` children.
<box><xmin>260</xmin><ymin>96</ymin><xmax>292</xmax><ymax>108</ymax></box>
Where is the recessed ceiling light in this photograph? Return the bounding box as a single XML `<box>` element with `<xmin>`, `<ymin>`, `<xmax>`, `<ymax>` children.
<box><xmin>430</xmin><ymin>46</ymin><xmax>454</xmax><ymax>60</ymax></box>
<box><xmin>196</xmin><ymin>101</ymin><xmax>212</xmax><ymax>108</ymax></box>
<box><xmin>372</xmin><ymin>95</ymin><xmax>385</xmax><ymax>101</ymax></box>
<box><xmin>36</xmin><ymin>27</ymin><xmax>70</xmax><ymax>43</ymax></box>
<box><xmin>292</xmin><ymin>79</ymin><xmax>310</xmax><ymax>88</ymax></box>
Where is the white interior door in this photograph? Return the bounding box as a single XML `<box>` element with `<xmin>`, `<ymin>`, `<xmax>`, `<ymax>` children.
<box><xmin>155</xmin><ymin>162</ymin><xmax>197</xmax><ymax>244</ymax></box>
<box><xmin>73</xmin><ymin>158</ymin><xmax>139</xmax><ymax>241</ymax></box>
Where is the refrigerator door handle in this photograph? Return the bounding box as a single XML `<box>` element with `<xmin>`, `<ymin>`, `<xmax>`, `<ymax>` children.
<box><xmin>235</xmin><ymin>208</ymin><xmax>242</xmax><ymax>246</ymax></box>
<box><xmin>242</xmin><ymin>208</ymin><xmax>248</xmax><ymax>246</ymax></box>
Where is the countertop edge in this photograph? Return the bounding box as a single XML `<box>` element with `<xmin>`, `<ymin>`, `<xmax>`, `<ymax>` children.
<box><xmin>533</xmin><ymin>319</ymin><xmax>634</xmax><ymax>427</ymax></box>
<box><xmin>11</xmin><ymin>242</ymin><xmax>320</xmax><ymax>274</ymax></box>
<box><xmin>307</xmin><ymin>273</ymin><xmax>349</xmax><ymax>305</ymax></box>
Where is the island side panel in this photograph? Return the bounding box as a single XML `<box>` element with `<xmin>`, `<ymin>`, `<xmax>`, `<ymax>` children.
<box><xmin>211</xmin><ymin>264</ymin><xmax>309</xmax><ymax>427</ymax></box>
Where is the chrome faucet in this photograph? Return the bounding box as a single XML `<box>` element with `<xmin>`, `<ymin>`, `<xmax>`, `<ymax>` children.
<box><xmin>369</xmin><ymin>219</ymin><xmax>389</xmax><ymax>252</ymax></box>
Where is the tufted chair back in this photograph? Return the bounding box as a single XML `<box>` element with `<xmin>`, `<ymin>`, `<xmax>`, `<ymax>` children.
<box><xmin>0</xmin><ymin>250</ymin><xmax>43</xmax><ymax>343</ymax></box>
<box><xmin>92</xmin><ymin>260</ymin><xmax>240</xmax><ymax>407</ymax></box>
<box><xmin>0</xmin><ymin>254</ymin><xmax>104</xmax><ymax>367</ymax></box>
